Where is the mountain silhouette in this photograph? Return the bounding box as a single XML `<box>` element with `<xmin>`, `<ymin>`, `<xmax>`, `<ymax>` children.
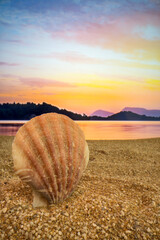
<box><xmin>107</xmin><ymin>111</ymin><xmax>160</xmax><ymax>121</ymax></box>
<box><xmin>122</xmin><ymin>107</ymin><xmax>160</xmax><ymax>117</ymax></box>
<box><xmin>90</xmin><ymin>109</ymin><xmax>114</xmax><ymax>117</ymax></box>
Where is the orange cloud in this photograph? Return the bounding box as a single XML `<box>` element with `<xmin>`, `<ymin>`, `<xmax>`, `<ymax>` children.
<box><xmin>1</xmin><ymin>79</ymin><xmax>159</xmax><ymax>114</ymax></box>
<box><xmin>145</xmin><ymin>79</ymin><xmax>160</xmax><ymax>90</ymax></box>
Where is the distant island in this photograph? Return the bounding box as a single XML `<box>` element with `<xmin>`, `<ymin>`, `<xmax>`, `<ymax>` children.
<box><xmin>122</xmin><ymin>107</ymin><xmax>160</xmax><ymax>117</ymax></box>
<box><xmin>0</xmin><ymin>102</ymin><xmax>160</xmax><ymax>121</ymax></box>
<box><xmin>90</xmin><ymin>109</ymin><xmax>114</xmax><ymax>118</ymax></box>
<box><xmin>91</xmin><ymin>107</ymin><xmax>160</xmax><ymax>118</ymax></box>
<box><xmin>106</xmin><ymin>111</ymin><xmax>160</xmax><ymax>121</ymax></box>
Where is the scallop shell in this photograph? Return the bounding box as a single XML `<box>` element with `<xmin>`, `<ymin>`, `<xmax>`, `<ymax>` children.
<box><xmin>12</xmin><ymin>113</ymin><xmax>89</xmax><ymax>207</ymax></box>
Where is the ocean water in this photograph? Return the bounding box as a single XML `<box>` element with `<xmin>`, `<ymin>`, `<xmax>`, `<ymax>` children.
<box><xmin>0</xmin><ymin>120</ymin><xmax>160</xmax><ymax>140</ymax></box>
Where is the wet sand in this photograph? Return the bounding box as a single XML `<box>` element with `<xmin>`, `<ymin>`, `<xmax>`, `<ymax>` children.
<box><xmin>0</xmin><ymin>136</ymin><xmax>160</xmax><ymax>239</ymax></box>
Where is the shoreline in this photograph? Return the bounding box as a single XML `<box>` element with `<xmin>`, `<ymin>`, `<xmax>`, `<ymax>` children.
<box><xmin>0</xmin><ymin>136</ymin><xmax>160</xmax><ymax>239</ymax></box>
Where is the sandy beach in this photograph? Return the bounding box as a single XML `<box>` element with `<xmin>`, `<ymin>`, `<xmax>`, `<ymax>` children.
<box><xmin>0</xmin><ymin>136</ymin><xmax>159</xmax><ymax>239</ymax></box>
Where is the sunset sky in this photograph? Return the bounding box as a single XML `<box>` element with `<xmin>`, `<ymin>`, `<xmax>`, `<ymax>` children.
<box><xmin>0</xmin><ymin>0</ymin><xmax>160</xmax><ymax>115</ymax></box>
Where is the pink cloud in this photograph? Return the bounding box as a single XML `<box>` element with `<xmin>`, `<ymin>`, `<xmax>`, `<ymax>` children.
<box><xmin>40</xmin><ymin>92</ymin><xmax>57</xmax><ymax>96</ymax></box>
<box><xmin>0</xmin><ymin>96</ymin><xmax>18</xmax><ymax>102</ymax></box>
<box><xmin>48</xmin><ymin>51</ymin><xmax>106</xmax><ymax>64</ymax></box>
<box><xmin>0</xmin><ymin>74</ymin><xmax>19</xmax><ymax>78</ymax></box>
<box><xmin>0</xmin><ymin>77</ymin><xmax>20</xmax><ymax>94</ymax></box>
<box><xmin>19</xmin><ymin>77</ymin><xmax>76</xmax><ymax>88</ymax></box>
<box><xmin>0</xmin><ymin>61</ymin><xmax>19</xmax><ymax>66</ymax></box>
<box><xmin>18</xmin><ymin>51</ymin><xmax>107</xmax><ymax>65</ymax></box>
<box><xmin>51</xmin><ymin>10</ymin><xmax>160</xmax><ymax>53</ymax></box>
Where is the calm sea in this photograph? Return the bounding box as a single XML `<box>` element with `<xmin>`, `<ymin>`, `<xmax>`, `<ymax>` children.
<box><xmin>0</xmin><ymin>120</ymin><xmax>160</xmax><ymax>140</ymax></box>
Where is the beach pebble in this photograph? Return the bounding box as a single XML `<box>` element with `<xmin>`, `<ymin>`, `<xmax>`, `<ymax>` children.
<box><xmin>2</xmin><ymin>208</ymin><xmax>7</xmax><ymax>214</ymax></box>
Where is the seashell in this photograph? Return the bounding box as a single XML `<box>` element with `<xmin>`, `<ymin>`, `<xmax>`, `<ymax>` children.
<box><xmin>12</xmin><ymin>113</ymin><xmax>89</xmax><ymax>207</ymax></box>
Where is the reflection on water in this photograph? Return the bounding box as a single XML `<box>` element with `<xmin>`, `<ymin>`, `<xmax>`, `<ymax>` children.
<box><xmin>0</xmin><ymin>120</ymin><xmax>160</xmax><ymax>140</ymax></box>
<box><xmin>0</xmin><ymin>121</ymin><xmax>26</xmax><ymax>136</ymax></box>
<box><xmin>0</xmin><ymin>126</ymin><xmax>20</xmax><ymax>136</ymax></box>
<box><xmin>77</xmin><ymin>121</ymin><xmax>160</xmax><ymax>140</ymax></box>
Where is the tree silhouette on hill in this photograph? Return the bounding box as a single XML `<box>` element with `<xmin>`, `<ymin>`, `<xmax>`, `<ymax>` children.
<box><xmin>0</xmin><ymin>102</ymin><xmax>90</xmax><ymax>120</ymax></box>
<box><xmin>0</xmin><ymin>102</ymin><xmax>160</xmax><ymax>121</ymax></box>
